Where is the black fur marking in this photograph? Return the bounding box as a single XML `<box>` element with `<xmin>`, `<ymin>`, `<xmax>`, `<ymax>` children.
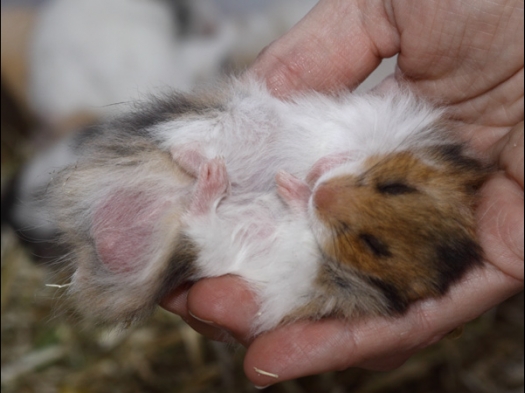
<box><xmin>436</xmin><ymin>144</ymin><xmax>485</xmax><ymax>173</ymax></box>
<box><xmin>106</xmin><ymin>142</ymin><xmax>155</xmax><ymax>157</ymax></box>
<box><xmin>377</xmin><ymin>182</ymin><xmax>418</xmax><ymax>196</ymax></box>
<box><xmin>1</xmin><ymin>175</ymin><xmax>21</xmax><ymax>227</ymax></box>
<box><xmin>320</xmin><ymin>259</ymin><xmax>354</xmax><ymax>293</ymax></box>
<box><xmin>433</xmin><ymin>235</ymin><xmax>484</xmax><ymax>294</ymax></box>
<box><xmin>71</xmin><ymin>94</ymin><xmax>224</xmax><ymax>158</ymax></box>
<box><xmin>71</xmin><ymin>124</ymin><xmax>104</xmax><ymax>150</ymax></box>
<box><xmin>434</xmin><ymin>144</ymin><xmax>492</xmax><ymax>193</ymax></box>
<box><xmin>366</xmin><ymin>276</ymin><xmax>409</xmax><ymax>314</ymax></box>
<box><xmin>336</xmin><ymin>221</ymin><xmax>352</xmax><ymax>236</ymax></box>
<box><xmin>168</xmin><ymin>0</ymin><xmax>193</xmax><ymax>36</ymax></box>
<box><xmin>331</xmin><ymin>270</ymin><xmax>354</xmax><ymax>292</ymax></box>
<box><xmin>155</xmin><ymin>234</ymin><xmax>198</xmax><ymax>302</ymax></box>
<box><xmin>71</xmin><ymin>123</ymin><xmax>152</xmax><ymax>158</ymax></box>
<box><xmin>116</xmin><ymin>94</ymin><xmax>222</xmax><ymax>138</ymax></box>
<box><xmin>359</xmin><ymin>233</ymin><xmax>393</xmax><ymax>258</ymax></box>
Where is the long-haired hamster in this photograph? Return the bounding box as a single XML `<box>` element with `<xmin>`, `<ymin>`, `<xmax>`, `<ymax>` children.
<box><xmin>48</xmin><ymin>78</ymin><xmax>491</xmax><ymax>333</ymax></box>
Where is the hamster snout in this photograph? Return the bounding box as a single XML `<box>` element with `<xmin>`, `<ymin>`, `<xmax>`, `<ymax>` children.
<box><xmin>313</xmin><ymin>183</ymin><xmax>335</xmax><ymax>212</ymax></box>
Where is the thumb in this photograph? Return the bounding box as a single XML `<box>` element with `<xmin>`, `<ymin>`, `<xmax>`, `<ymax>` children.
<box><xmin>249</xmin><ymin>0</ymin><xmax>399</xmax><ymax>96</ymax></box>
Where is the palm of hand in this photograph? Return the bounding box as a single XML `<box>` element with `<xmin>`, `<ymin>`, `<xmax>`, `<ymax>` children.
<box><xmin>162</xmin><ymin>0</ymin><xmax>524</xmax><ymax>386</ymax></box>
<box><xmin>391</xmin><ymin>0</ymin><xmax>524</xmax><ymax>282</ymax></box>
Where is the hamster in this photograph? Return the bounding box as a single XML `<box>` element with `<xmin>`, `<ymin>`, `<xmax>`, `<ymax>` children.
<box><xmin>48</xmin><ymin>78</ymin><xmax>491</xmax><ymax>333</ymax></box>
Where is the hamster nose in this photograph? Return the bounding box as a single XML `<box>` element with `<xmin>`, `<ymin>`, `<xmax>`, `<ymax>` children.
<box><xmin>313</xmin><ymin>182</ymin><xmax>339</xmax><ymax>212</ymax></box>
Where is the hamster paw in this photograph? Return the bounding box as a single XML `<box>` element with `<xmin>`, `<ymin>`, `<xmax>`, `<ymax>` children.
<box><xmin>276</xmin><ymin>170</ymin><xmax>311</xmax><ymax>213</ymax></box>
<box><xmin>171</xmin><ymin>144</ymin><xmax>206</xmax><ymax>177</ymax></box>
<box><xmin>190</xmin><ymin>157</ymin><xmax>230</xmax><ymax>215</ymax></box>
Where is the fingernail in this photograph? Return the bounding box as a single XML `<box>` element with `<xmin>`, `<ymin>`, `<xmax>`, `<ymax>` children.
<box><xmin>189</xmin><ymin>311</ymin><xmax>215</xmax><ymax>326</ymax></box>
<box><xmin>254</xmin><ymin>385</ymin><xmax>270</xmax><ymax>390</ymax></box>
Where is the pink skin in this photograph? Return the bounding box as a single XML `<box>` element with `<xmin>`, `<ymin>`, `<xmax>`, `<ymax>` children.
<box><xmin>305</xmin><ymin>151</ymin><xmax>361</xmax><ymax>187</ymax></box>
<box><xmin>171</xmin><ymin>145</ymin><xmax>206</xmax><ymax>177</ymax></box>
<box><xmin>189</xmin><ymin>158</ymin><xmax>230</xmax><ymax>216</ymax></box>
<box><xmin>276</xmin><ymin>171</ymin><xmax>311</xmax><ymax>213</ymax></box>
<box><xmin>277</xmin><ymin>151</ymin><xmax>362</xmax><ymax>213</ymax></box>
<box><xmin>92</xmin><ymin>145</ymin><xmax>230</xmax><ymax>274</ymax></box>
<box><xmin>171</xmin><ymin>146</ymin><xmax>230</xmax><ymax>215</ymax></box>
<box><xmin>93</xmin><ymin>190</ymin><xmax>168</xmax><ymax>273</ymax></box>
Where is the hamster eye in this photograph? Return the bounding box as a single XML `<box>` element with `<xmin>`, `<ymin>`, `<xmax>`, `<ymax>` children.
<box><xmin>359</xmin><ymin>233</ymin><xmax>392</xmax><ymax>258</ymax></box>
<box><xmin>377</xmin><ymin>182</ymin><xmax>417</xmax><ymax>196</ymax></box>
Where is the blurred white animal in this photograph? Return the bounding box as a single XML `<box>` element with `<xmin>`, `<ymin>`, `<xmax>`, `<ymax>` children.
<box><xmin>28</xmin><ymin>0</ymin><xmax>234</xmax><ymax>123</ymax></box>
<box><xmin>28</xmin><ymin>0</ymin><xmax>318</xmax><ymax>124</ymax></box>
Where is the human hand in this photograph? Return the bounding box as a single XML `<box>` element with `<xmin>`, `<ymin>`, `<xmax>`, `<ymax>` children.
<box><xmin>162</xmin><ymin>0</ymin><xmax>524</xmax><ymax>387</ymax></box>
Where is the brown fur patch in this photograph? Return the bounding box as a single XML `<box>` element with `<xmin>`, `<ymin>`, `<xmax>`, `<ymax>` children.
<box><xmin>314</xmin><ymin>147</ymin><xmax>490</xmax><ymax>305</ymax></box>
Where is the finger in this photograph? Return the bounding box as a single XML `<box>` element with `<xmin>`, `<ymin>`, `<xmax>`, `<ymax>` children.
<box><xmin>477</xmin><ymin>175</ymin><xmax>524</xmax><ymax>280</ymax></box>
<box><xmin>181</xmin><ymin>315</ymin><xmax>233</xmax><ymax>343</ymax></box>
<box><xmin>243</xmin><ymin>266</ymin><xmax>522</xmax><ymax>387</ymax></box>
<box><xmin>244</xmin><ymin>317</ymin><xmax>428</xmax><ymax>387</ymax></box>
<box><xmin>358</xmin><ymin>353</ymin><xmax>414</xmax><ymax>372</ymax></box>
<box><xmin>160</xmin><ymin>283</ymin><xmax>192</xmax><ymax>316</ymax></box>
<box><xmin>186</xmin><ymin>276</ymin><xmax>260</xmax><ymax>346</ymax></box>
<box><xmin>391</xmin><ymin>1</ymin><xmax>524</xmax><ymax>111</ymax></box>
<box><xmin>160</xmin><ymin>284</ymin><xmax>231</xmax><ymax>342</ymax></box>
<box><xmin>491</xmin><ymin>122</ymin><xmax>524</xmax><ymax>189</ymax></box>
<box><xmin>249</xmin><ymin>0</ymin><xmax>399</xmax><ymax>96</ymax></box>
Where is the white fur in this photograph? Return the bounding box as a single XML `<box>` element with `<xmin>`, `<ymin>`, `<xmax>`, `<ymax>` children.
<box><xmin>185</xmin><ymin>193</ymin><xmax>319</xmax><ymax>333</ymax></box>
<box><xmin>149</xmin><ymin>78</ymin><xmax>448</xmax><ymax>333</ymax></box>
<box><xmin>155</xmin><ymin>79</ymin><xmax>445</xmax><ymax>193</ymax></box>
